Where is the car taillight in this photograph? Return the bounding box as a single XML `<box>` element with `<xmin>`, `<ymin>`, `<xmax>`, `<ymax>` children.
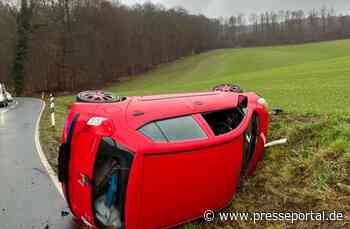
<box><xmin>86</xmin><ymin>117</ymin><xmax>115</xmax><ymax>136</ymax></box>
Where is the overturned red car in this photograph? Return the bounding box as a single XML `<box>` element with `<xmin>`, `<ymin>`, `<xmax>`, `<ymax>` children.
<box><xmin>58</xmin><ymin>84</ymin><xmax>269</xmax><ymax>229</ymax></box>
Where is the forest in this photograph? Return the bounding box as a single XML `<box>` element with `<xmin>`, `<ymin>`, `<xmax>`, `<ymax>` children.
<box><xmin>0</xmin><ymin>0</ymin><xmax>350</xmax><ymax>94</ymax></box>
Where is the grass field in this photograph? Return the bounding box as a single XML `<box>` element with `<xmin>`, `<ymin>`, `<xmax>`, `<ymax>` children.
<box><xmin>107</xmin><ymin>39</ymin><xmax>350</xmax><ymax>113</ymax></box>
<box><xmin>40</xmin><ymin>39</ymin><xmax>350</xmax><ymax>228</ymax></box>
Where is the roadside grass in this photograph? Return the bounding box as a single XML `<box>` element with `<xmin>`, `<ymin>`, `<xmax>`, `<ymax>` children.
<box><xmin>180</xmin><ymin>113</ymin><xmax>350</xmax><ymax>228</ymax></box>
<box><xmin>40</xmin><ymin>39</ymin><xmax>350</xmax><ymax>228</ymax></box>
<box><xmin>41</xmin><ymin>109</ymin><xmax>350</xmax><ymax>229</ymax></box>
<box><xmin>40</xmin><ymin>96</ymin><xmax>75</xmax><ymax>172</ymax></box>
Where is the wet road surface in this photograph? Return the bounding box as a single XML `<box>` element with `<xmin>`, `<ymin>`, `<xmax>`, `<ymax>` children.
<box><xmin>0</xmin><ymin>98</ymin><xmax>77</xmax><ymax>229</ymax></box>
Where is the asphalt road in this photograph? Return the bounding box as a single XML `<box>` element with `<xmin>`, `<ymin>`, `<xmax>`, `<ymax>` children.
<box><xmin>0</xmin><ymin>98</ymin><xmax>77</xmax><ymax>229</ymax></box>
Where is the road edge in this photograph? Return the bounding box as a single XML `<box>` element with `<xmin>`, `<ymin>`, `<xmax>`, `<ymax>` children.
<box><xmin>34</xmin><ymin>100</ymin><xmax>64</xmax><ymax>198</ymax></box>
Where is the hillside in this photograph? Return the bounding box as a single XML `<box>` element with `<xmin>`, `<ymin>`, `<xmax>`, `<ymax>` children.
<box><xmin>106</xmin><ymin>39</ymin><xmax>350</xmax><ymax>114</ymax></box>
<box><xmin>40</xmin><ymin>39</ymin><xmax>350</xmax><ymax>228</ymax></box>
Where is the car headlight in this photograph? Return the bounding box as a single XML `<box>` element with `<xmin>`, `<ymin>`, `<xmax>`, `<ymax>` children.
<box><xmin>258</xmin><ymin>97</ymin><xmax>268</xmax><ymax>109</ymax></box>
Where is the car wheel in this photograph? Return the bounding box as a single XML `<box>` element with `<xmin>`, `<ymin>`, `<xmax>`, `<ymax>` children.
<box><xmin>213</xmin><ymin>84</ymin><xmax>243</xmax><ymax>93</ymax></box>
<box><xmin>237</xmin><ymin>113</ymin><xmax>259</xmax><ymax>192</ymax></box>
<box><xmin>76</xmin><ymin>91</ymin><xmax>122</xmax><ymax>103</ymax></box>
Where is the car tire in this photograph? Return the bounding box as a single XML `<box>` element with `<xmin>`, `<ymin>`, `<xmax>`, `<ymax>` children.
<box><xmin>76</xmin><ymin>91</ymin><xmax>122</xmax><ymax>103</ymax></box>
<box><xmin>236</xmin><ymin>113</ymin><xmax>259</xmax><ymax>192</ymax></box>
<box><xmin>213</xmin><ymin>84</ymin><xmax>243</xmax><ymax>93</ymax></box>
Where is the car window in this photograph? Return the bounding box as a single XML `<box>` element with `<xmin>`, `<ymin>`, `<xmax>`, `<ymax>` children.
<box><xmin>202</xmin><ymin>107</ymin><xmax>246</xmax><ymax>136</ymax></box>
<box><xmin>156</xmin><ymin>116</ymin><xmax>207</xmax><ymax>141</ymax></box>
<box><xmin>139</xmin><ymin>122</ymin><xmax>167</xmax><ymax>142</ymax></box>
<box><xmin>139</xmin><ymin>116</ymin><xmax>207</xmax><ymax>142</ymax></box>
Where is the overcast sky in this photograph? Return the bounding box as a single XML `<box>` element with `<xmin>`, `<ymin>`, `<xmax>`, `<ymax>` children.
<box><xmin>120</xmin><ymin>0</ymin><xmax>350</xmax><ymax>18</ymax></box>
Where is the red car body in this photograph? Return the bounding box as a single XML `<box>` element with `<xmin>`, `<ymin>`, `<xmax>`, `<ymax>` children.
<box><xmin>58</xmin><ymin>91</ymin><xmax>269</xmax><ymax>229</ymax></box>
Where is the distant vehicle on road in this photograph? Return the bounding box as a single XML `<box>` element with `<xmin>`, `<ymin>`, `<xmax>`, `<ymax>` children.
<box><xmin>1</xmin><ymin>83</ymin><xmax>13</xmax><ymax>104</ymax></box>
<box><xmin>58</xmin><ymin>84</ymin><xmax>269</xmax><ymax>229</ymax></box>
<box><xmin>5</xmin><ymin>91</ymin><xmax>13</xmax><ymax>103</ymax></box>
<box><xmin>0</xmin><ymin>83</ymin><xmax>8</xmax><ymax>107</ymax></box>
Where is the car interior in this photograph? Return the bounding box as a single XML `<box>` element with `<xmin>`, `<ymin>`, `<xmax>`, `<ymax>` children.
<box><xmin>93</xmin><ymin>137</ymin><xmax>133</xmax><ymax>228</ymax></box>
<box><xmin>202</xmin><ymin>107</ymin><xmax>246</xmax><ymax>136</ymax></box>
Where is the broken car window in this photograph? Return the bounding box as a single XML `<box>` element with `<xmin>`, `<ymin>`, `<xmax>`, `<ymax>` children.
<box><xmin>202</xmin><ymin>108</ymin><xmax>246</xmax><ymax>136</ymax></box>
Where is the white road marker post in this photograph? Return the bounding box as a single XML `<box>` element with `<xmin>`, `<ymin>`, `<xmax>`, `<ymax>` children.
<box><xmin>49</xmin><ymin>94</ymin><xmax>55</xmax><ymax>128</ymax></box>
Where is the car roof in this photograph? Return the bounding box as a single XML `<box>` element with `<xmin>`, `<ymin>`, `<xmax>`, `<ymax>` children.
<box><xmin>125</xmin><ymin>92</ymin><xmax>240</xmax><ymax>129</ymax></box>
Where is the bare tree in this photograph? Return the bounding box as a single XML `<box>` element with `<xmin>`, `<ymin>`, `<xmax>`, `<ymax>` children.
<box><xmin>1</xmin><ymin>2</ymin><xmax>350</xmax><ymax>94</ymax></box>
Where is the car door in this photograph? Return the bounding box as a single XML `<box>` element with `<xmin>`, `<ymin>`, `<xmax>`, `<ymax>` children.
<box><xmin>138</xmin><ymin>114</ymin><xmax>243</xmax><ymax>229</ymax></box>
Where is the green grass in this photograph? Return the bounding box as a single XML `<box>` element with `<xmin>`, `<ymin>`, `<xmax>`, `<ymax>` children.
<box><xmin>106</xmin><ymin>39</ymin><xmax>350</xmax><ymax>114</ymax></box>
<box><xmin>40</xmin><ymin>39</ymin><xmax>350</xmax><ymax>228</ymax></box>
